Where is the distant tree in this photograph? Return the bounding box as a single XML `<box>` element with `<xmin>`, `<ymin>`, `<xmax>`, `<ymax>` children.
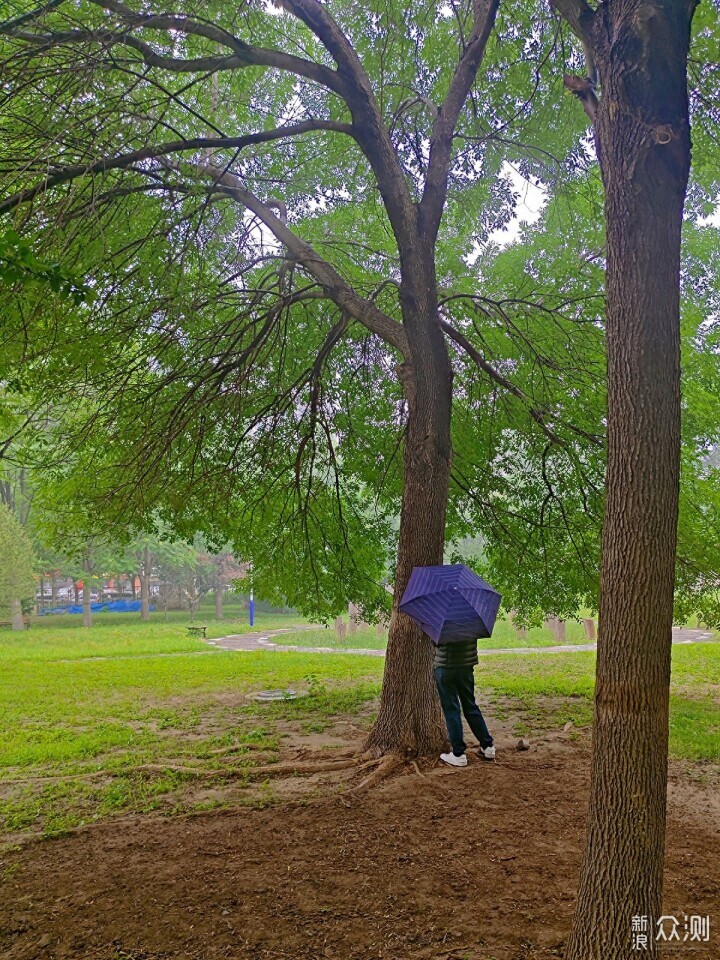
<box><xmin>210</xmin><ymin>551</ymin><xmax>246</xmax><ymax>620</ymax></box>
<box><xmin>0</xmin><ymin>503</ymin><xmax>35</xmax><ymax>629</ymax></box>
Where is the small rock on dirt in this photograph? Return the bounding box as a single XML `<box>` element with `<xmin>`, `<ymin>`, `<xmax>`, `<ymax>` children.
<box><xmin>516</xmin><ymin>738</ymin><xmax>531</xmax><ymax>751</ymax></box>
<box><xmin>563</xmin><ymin>721</ymin><xmax>574</xmax><ymax>732</ymax></box>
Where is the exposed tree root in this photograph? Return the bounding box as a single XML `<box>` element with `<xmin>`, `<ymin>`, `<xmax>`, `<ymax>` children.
<box><xmin>2</xmin><ymin>771</ymin><xmax>119</xmax><ymax>785</ymax></box>
<box><xmin>3</xmin><ymin>748</ymin><xmax>426</xmax><ymax>792</ymax></box>
<box><xmin>0</xmin><ymin>758</ymin><xmax>357</xmax><ymax>786</ymax></box>
<box><xmin>349</xmin><ymin>754</ymin><xmax>404</xmax><ymax>793</ymax></box>
<box><xmin>290</xmin><ymin>745</ymin><xmax>360</xmax><ymax>762</ymax></box>
<box><xmin>1</xmin><ymin>762</ymin><xmax>220</xmax><ymax>784</ymax></box>
<box><xmin>244</xmin><ymin>759</ymin><xmax>360</xmax><ymax>778</ymax></box>
<box><xmin>356</xmin><ymin>758</ymin><xmax>383</xmax><ymax>772</ymax></box>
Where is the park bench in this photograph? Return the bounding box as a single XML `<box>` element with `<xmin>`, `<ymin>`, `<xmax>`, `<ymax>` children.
<box><xmin>0</xmin><ymin>615</ymin><xmax>31</xmax><ymax>629</ymax></box>
<box><xmin>187</xmin><ymin>624</ymin><xmax>208</xmax><ymax>639</ymax></box>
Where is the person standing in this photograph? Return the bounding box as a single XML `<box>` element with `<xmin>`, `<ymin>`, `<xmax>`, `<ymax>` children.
<box><xmin>434</xmin><ymin>638</ymin><xmax>495</xmax><ymax>766</ymax></box>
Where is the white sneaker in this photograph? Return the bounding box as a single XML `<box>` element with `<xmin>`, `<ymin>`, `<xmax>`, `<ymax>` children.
<box><xmin>480</xmin><ymin>745</ymin><xmax>496</xmax><ymax>761</ymax></box>
<box><xmin>440</xmin><ymin>752</ymin><xmax>468</xmax><ymax>767</ymax></box>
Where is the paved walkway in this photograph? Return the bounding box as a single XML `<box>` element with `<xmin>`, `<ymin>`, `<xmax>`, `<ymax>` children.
<box><xmin>206</xmin><ymin>626</ymin><xmax>715</xmax><ymax>658</ymax></box>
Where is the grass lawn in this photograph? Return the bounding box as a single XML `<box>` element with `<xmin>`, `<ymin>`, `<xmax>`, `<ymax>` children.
<box><xmin>1</xmin><ymin>613</ymin><xmax>717</xmax><ymax>839</ymax></box>
<box><xmin>278</xmin><ymin>614</ymin><xmax>592</xmax><ymax>650</ymax></box>
<box><xmin>10</xmin><ymin>606</ymin><xmax>305</xmax><ymax>660</ymax></box>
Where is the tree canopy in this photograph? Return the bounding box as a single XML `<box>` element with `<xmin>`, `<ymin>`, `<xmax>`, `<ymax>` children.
<box><xmin>0</xmin><ymin>0</ymin><xmax>718</xmax><ymax>623</ymax></box>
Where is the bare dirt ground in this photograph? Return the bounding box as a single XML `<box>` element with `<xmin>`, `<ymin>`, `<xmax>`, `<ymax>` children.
<box><xmin>1</xmin><ymin>724</ymin><xmax>718</xmax><ymax>960</ymax></box>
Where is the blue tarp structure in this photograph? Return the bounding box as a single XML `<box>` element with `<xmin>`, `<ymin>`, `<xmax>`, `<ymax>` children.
<box><xmin>40</xmin><ymin>600</ymin><xmax>155</xmax><ymax>616</ymax></box>
<box><xmin>398</xmin><ymin>564</ymin><xmax>501</xmax><ymax>645</ymax></box>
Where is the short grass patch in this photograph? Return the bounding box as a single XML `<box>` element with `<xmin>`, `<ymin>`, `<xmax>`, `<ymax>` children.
<box><xmin>276</xmin><ymin>615</ymin><xmax>593</xmax><ymax>651</ymax></box>
<box><xmin>1</xmin><ymin>617</ymin><xmax>717</xmax><ymax>839</ymax></box>
<box><xmin>1</xmin><ymin>608</ymin><xmax>306</xmax><ymax>662</ymax></box>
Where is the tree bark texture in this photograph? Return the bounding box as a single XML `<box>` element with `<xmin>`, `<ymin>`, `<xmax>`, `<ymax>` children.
<box><xmin>365</xmin><ymin>246</ymin><xmax>453</xmax><ymax>757</ymax></box>
<box><xmin>140</xmin><ymin>546</ymin><xmax>151</xmax><ymax>622</ymax></box>
<box><xmin>10</xmin><ymin>598</ymin><xmax>24</xmax><ymax>631</ymax></box>
<box><xmin>565</xmin><ymin>4</ymin><xmax>696</xmax><ymax>958</ymax></box>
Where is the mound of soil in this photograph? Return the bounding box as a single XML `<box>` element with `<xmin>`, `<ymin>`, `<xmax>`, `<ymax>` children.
<box><xmin>1</xmin><ymin>734</ymin><xmax>718</xmax><ymax>960</ymax></box>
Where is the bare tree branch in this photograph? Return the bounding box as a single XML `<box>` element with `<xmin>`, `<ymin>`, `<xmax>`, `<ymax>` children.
<box><xmin>440</xmin><ymin>318</ymin><xmax>570</xmax><ymax>448</ymax></box>
<box><xmin>0</xmin><ymin>0</ymin><xmax>67</xmax><ymax>32</ymax></box>
<box><xmin>188</xmin><ymin>160</ymin><xmax>409</xmax><ymax>356</ymax></box>
<box><xmin>280</xmin><ymin>0</ymin><xmax>416</xmax><ymax>247</ymax></box>
<box><xmin>548</xmin><ymin>0</ymin><xmax>597</xmax><ymax>45</ymax></box>
<box><xmin>420</xmin><ymin>0</ymin><xmax>500</xmax><ymax>238</ymax></box>
<box><xmin>75</xmin><ymin>0</ymin><xmax>348</xmax><ymax>94</ymax></box>
<box><xmin>0</xmin><ymin>121</ymin><xmax>355</xmax><ymax>215</ymax></box>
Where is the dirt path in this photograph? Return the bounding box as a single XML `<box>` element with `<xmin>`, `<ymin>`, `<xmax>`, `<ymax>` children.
<box><xmin>1</xmin><ymin>734</ymin><xmax>717</xmax><ymax>960</ymax></box>
<box><xmin>208</xmin><ymin>626</ymin><xmax>715</xmax><ymax>657</ymax></box>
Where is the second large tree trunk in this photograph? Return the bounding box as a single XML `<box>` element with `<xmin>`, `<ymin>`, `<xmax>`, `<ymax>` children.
<box><xmin>565</xmin><ymin>4</ymin><xmax>695</xmax><ymax>957</ymax></box>
<box><xmin>365</xmin><ymin>250</ymin><xmax>454</xmax><ymax>757</ymax></box>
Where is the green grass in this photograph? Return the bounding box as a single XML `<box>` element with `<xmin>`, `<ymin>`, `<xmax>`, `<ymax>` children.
<box><xmin>266</xmin><ymin>615</ymin><xmax>593</xmax><ymax>651</ymax></box>
<box><xmin>0</xmin><ymin>608</ymin><xmax>306</xmax><ymax>661</ymax></box>
<box><xmin>273</xmin><ymin>626</ymin><xmax>386</xmax><ymax>649</ymax></box>
<box><xmin>477</xmin><ymin>616</ymin><xmax>590</xmax><ymax>648</ymax></box>
<box><xmin>668</xmin><ymin>697</ymin><xmax>720</xmax><ymax>762</ymax></box>
<box><xmin>0</xmin><ymin>615</ymin><xmax>717</xmax><ymax>839</ymax></box>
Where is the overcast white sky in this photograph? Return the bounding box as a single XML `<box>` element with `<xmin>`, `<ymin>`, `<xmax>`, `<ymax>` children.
<box><xmin>487</xmin><ymin>163</ymin><xmax>547</xmax><ymax>248</ymax></box>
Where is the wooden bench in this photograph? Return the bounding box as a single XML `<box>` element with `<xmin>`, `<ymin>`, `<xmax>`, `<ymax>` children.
<box><xmin>187</xmin><ymin>625</ymin><xmax>208</xmax><ymax>639</ymax></box>
<box><xmin>0</xmin><ymin>615</ymin><xmax>31</xmax><ymax>629</ymax></box>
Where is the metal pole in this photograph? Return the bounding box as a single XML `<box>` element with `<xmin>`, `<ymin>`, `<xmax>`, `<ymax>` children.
<box><xmin>249</xmin><ymin>562</ymin><xmax>254</xmax><ymax>627</ymax></box>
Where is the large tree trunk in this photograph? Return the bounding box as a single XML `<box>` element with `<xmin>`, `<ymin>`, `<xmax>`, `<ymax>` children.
<box><xmin>11</xmin><ymin>598</ymin><xmax>24</xmax><ymax>631</ymax></box>
<box><xmin>565</xmin><ymin>4</ymin><xmax>695</xmax><ymax>958</ymax></box>
<box><xmin>365</xmin><ymin>248</ymin><xmax>453</xmax><ymax>757</ymax></box>
<box><xmin>140</xmin><ymin>546</ymin><xmax>151</xmax><ymax>622</ymax></box>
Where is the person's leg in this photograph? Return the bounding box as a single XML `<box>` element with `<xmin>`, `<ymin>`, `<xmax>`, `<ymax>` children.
<box><xmin>434</xmin><ymin>667</ymin><xmax>466</xmax><ymax>756</ymax></box>
<box><xmin>456</xmin><ymin>667</ymin><xmax>493</xmax><ymax>748</ymax></box>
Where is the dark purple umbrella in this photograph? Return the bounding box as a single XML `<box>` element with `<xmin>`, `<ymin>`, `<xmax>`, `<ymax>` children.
<box><xmin>398</xmin><ymin>564</ymin><xmax>502</xmax><ymax>645</ymax></box>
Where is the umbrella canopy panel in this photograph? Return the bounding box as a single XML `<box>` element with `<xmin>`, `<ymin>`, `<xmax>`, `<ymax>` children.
<box><xmin>398</xmin><ymin>564</ymin><xmax>502</xmax><ymax>645</ymax></box>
